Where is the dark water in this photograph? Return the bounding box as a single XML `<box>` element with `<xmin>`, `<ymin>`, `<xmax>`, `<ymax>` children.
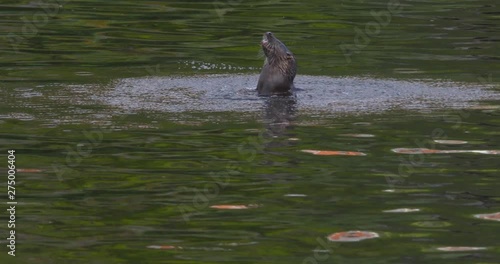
<box><xmin>1</xmin><ymin>0</ymin><xmax>500</xmax><ymax>263</ymax></box>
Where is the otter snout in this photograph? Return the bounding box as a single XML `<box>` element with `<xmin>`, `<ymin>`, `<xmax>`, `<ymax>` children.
<box><xmin>262</xmin><ymin>32</ymin><xmax>274</xmax><ymax>45</ymax></box>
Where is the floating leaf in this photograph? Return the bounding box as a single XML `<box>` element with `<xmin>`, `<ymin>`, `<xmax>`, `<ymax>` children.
<box><xmin>473</xmin><ymin>212</ymin><xmax>500</xmax><ymax>221</ymax></box>
<box><xmin>327</xmin><ymin>231</ymin><xmax>379</xmax><ymax>242</ymax></box>
<box><xmin>437</xmin><ymin>246</ymin><xmax>487</xmax><ymax>252</ymax></box>
<box><xmin>383</xmin><ymin>208</ymin><xmax>420</xmax><ymax>213</ymax></box>
<box><xmin>301</xmin><ymin>150</ymin><xmax>367</xmax><ymax>156</ymax></box>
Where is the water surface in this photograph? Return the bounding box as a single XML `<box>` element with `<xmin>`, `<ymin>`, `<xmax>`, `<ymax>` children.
<box><xmin>0</xmin><ymin>0</ymin><xmax>499</xmax><ymax>263</ymax></box>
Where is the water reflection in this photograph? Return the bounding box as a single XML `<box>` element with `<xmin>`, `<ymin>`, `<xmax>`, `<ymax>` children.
<box><xmin>257</xmin><ymin>95</ymin><xmax>299</xmax><ymax>171</ymax></box>
<box><xmin>262</xmin><ymin>95</ymin><xmax>297</xmax><ymax>138</ymax></box>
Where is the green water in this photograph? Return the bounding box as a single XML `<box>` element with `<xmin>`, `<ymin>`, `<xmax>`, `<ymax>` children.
<box><xmin>1</xmin><ymin>0</ymin><xmax>500</xmax><ymax>263</ymax></box>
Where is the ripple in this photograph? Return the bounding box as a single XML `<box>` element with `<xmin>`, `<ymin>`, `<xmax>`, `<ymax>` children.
<box><xmin>339</xmin><ymin>133</ymin><xmax>376</xmax><ymax>138</ymax></box>
<box><xmin>94</xmin><ymin>75</ymin><xmax>500</xmax><ymax>115</ymax></box>
<box><xmin>392</xmin><ymin>148</ymin><xmax>445</xmax><ymax>154</ymax></box>
<box><xmin>147</xmin><ymin>245</ymin><xmax>178</xmax><ymax>250</ymax></box>
<box><xmin>433</xmin><ymin>140</ymin><xmax>468</xmax><ymax>145</ymax></box>
<box><xmin>392</xmin><ymin>148</ymin><xmax>500</xmax><ymax>155</ymax></box>
<box><xmin>283</xmin><ymin>194</ymin><xmax>307</xmax><ymax>197</ymax></box>
<box><xmin>383</xmin><ymin>208</ymin><xmax>420</xmax><ymax>213</ymax></box>
<box><xmin>210</xmin><ymin>204</ymin><xmax>257</xmax><ymax>210</ymax></box>
<box><xmin>436</xmin><ymin>246</ymin><xmax>487</xmax><ymax>252</ymax></box>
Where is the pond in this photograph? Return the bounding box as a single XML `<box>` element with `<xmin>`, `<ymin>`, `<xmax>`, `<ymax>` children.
<box><xmin>1</xmin><ymin>0</ymin><xmax>499</xmax><ymax>263</ymax></box>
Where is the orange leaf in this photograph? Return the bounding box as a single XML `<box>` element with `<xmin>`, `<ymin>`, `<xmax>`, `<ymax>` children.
<box><xmin>210</xmin><ymin>205</ymin><xmax>249</xmax><ymax>210</ymax></box>
<box><xmin>301</xmin><ymin>150</ymin><xmax>366</xmax><ymax>156</ymax></box>
<box><xmin>327</xmin><ymin>231</ymin><xmax>379</xmax><ymax>242</ymax></box>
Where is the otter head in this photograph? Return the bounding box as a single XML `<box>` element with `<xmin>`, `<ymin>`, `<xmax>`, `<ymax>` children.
<box><xmin>261</xmin><ymin>32</ymin><xmax>295</xmax><ymax>66</ymax></box>
<box><xmin>261</xmin><ymin>32</ymin><xmax>296</xmax><ymax>83</ymax></box>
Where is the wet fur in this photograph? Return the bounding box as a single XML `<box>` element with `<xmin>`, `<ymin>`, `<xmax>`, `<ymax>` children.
<box><xmin>257</xmin><ymin>32</ymin><xmax>296</xmax><ymax>96</ymax></box>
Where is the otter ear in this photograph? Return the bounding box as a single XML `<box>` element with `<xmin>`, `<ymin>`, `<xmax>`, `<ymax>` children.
<box><xmin>286</xmin><ymin>52</ymin><xmax>293</xmax><ymax>59</ymax></box>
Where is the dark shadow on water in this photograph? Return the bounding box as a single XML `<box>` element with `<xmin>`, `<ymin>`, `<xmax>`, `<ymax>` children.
<box><xmin>258</xmin><ymin>95</ymin><xmax>301</xmax><ymax>169</ymax></box>
<box><xmin>263</xmin><ymin>95</ymin><xmax>297</xmax><ymax>138</ymax></box>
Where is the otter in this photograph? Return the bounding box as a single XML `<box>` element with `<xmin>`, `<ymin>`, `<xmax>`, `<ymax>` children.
<box><xmin>256</xmin><ymin>32</ymin><xmax>297</xmax><ymax>96</ymax></box>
